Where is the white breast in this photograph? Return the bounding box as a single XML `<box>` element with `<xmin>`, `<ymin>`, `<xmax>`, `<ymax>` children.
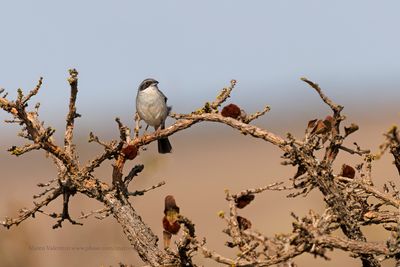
<box><xmin>136</xmin><ymin>85</ymin><xmax>168</xmax><ymax>128</ymax></box>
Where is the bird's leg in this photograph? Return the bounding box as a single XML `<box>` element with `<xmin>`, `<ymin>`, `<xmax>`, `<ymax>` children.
<box><xmin>139</xmin><ymin>124</ymin><xmax>150</xmax><ymax>151</ymax></box>
<box><xmin>141</xmin><ymin>123</ymin><xmax>150</xmax><ymax>136</ymax></box>
<box><xmin>154</xmin><ymin>124</ymin><xmax>165</xmax><ymax>136</ymax></box>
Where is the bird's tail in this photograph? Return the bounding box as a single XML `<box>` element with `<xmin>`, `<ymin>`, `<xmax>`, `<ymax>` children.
<box><xmin>158</xmin><ymin>138</ymin><xmax>172</xmax><ymax>154</ymax></box>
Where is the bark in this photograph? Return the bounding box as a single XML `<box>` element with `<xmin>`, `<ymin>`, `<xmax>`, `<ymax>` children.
<box><xmin>103</xmin><ymin>193</ymin><xmax>171</xmax><ymax>266</ymax></box>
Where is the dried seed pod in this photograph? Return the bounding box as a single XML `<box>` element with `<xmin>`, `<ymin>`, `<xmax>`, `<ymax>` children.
<box><xmin>324</xmin><ymin>115</ymin><xmax>334</xmax><ymax>126</ymax></box>
<box><xmin>121</xmin><ymin>145</ymin><xmax>138</xmax><ymax>160</ymax></box>
<box><xmin>162</xmin><ymin>216</ymin><xmax>180</xmax><ymax>235</ymax></box>
<box><xmin>306</xmin><ymin>119</ymin><xmax>318</xmax><ymax>134</ymax></box>
<box><xmin>163</xmin><ymin>230</ymin><xmax>172</xmax><ymax>249</ymax></box>
<box><xmin>237</xmin><ymin>216</ymin><xmax>252</xmax><ymax>230</ymax></box>
<box><xmin>162</xmin><ymin>195</ymin><xmax>181</xmax><ymax>249</ymax></box>
<box><xmin>344</xmin><ymin>123</ymin><xmax>359</xmax><ymax>136</ymax></box>
<box><xmin>221</xmin><ymin>104</ymin><xmax>241</xmax><ymax>119</ymax></box>
<box><xmin>307</xmin><ymin>119</ymin><xmax>318</xmax><ymax>129</ymax></box>
<box><xmin>235</xmin><ymin>194</ymin><xmax>255</xmax><ymax>209</ymax></box>
<box><xmin>311</xmin><ymin>115</ymin><xmax>334</xmax><ymax>136</ymax></box>
<box><xmin>340</xmin><ymin>164</ymin><xmax>356</xmax><ymax>179</ymax></box>
<box><xmin>314</xmin><ymin>120</ymin><xmax>329</xmax><ymax>135</ymax></box>
<box><xmin>164</xmin><ymin>195</ymin><xmax>180</xmax><ymax>215</ymax></box>
<box><xmin>294</xmin><ymin>165</ymin><xmax>307</xmax><ymax>179</ymax></box>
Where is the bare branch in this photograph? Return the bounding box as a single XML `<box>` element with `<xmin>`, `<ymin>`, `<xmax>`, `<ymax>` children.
<box><xmin>8</xmin><ymin>143</ymin><xmax>41</xmax><ymax>156</ymax></box>
<box><xmin>362</xmin><ymin>210</ymin><xmax>399</xmax><ymax>225</ymax></box>
<box><xmin>385</xmin><ymin>126</ymin><xmax>400</xmax><ymax>175</ymax></box>
<box><xmin>52</xmin><ymin>187</ymin><xmax>83</xmax><ymax>229</ymax></box>
<box><xmin>1</xmin><ymin>93</ymin><xmax>75</xmax><ymax>171</ymax></box>
<box><xmin>301</xmin><ymin>77</ymin><xmax>343</xmax><ymax>114</ymax></box>
<box><xmin>169</xmin><ymin>113</ymin><xmax>289</xmax><ymax>150</ymax></box>
<box><xmin>1</xmin><ymin>188</ymin><xmax>62</xmax><ymax>229</ymax></box>
<box><xmin>83</xmin><ymin>133</ymin><xmax>119</xmax><ymax>175</ymax></box>
<box><xmin>241</xmin><ymin>105</ymin><xmax>271</xmax><ymax>124</ymax></box>
<box><xmin>339</xmin><ymin>145</ymin><xmax>370</xmax><ymax>156</ymax></box>
<box><xmin>233</xmin><ymin>182</ymin><xmax>293</xmax><ymax>199</ymax></box>
<box><xmin>338</xmin><ymin>176</ymin><xmax>400</xmax><ymax>208</ymax></box>
<box><xmin>37</xmin><ymin>177</ymin><xmax>58</xmax><ymax>187</ymax></box>
<box><xmin>209</xmin><ymin>79</ymin><xmax>237</xmax><ymax>111</ymax></box>
<box><xmin>128</xmin><ymin>181</ymin><xmax>166</xmax><ymax>197</ymax></box>
<box><xmin>64</xmin><ymin>68</ymin><xmax>80</xmax><ymax>158</ymax></box>
<box><xmin>196</xmin><ymin>243</ymin><xmax>236</xmax><ymax>266</ymax></box>
<box><xmin>79</xmin><ymin>208</ymin><xmax>110</xmax><ymax>220</ymax></box>
<box><xmin>22</xmin><ymin>77</ymin><xmax>43</xmax><ymax>104</ymax></box>
<box><xmin>123</xmin><ymin>164</ymin><xmax>145</xmax><ymax>187</ymax></box>
<box><xmin>116</xmin><ymin>117</ymin><xmax>131</xmax><ymax>144</ymax></box>
<box><xmin>314</xmin><ymin>234</ymin><xmax>393</xmax><ymax>255</ymax></box>
<box><xmin>33</xmin><ymin>186</ymin><xmax>59</xmax><ymax>199</ymax></box>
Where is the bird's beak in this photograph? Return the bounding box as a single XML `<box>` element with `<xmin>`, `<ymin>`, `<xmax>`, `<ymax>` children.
<box><xmin>152</xmin><ymin>81</ymin><xmax>159</xmax><ymax>86</ymax></box>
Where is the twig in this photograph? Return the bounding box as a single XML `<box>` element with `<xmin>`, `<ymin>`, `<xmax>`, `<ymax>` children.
<box><xmin>242</xmin><ymin>105</ymin><xmax>271</xmax><ymax>124</ymax></box>
<box><xmin>123</xmin><ymin>164</ymin><xmax>145</xmax><ymax>187</ymax></box>
<box><xmin>79</xmin><ymin>208</ymin><xmax>110</xmax><ymax>220</ymax></box>
<box><xmin>301</xmin><ymin>77</ymin><xmax>343</xmax><ymax>114</ymax></box>
<box><xmin>234</xmin><ymin>243</ymin><xmax>259</xmax><ymax>264</ymax></box>
<box><xmin>128</xmin><ymin>181</ymin><xmax>166</xmax><ymax>196</ymax></box>
<box><xmin>22</xmin><ymin>77</ymin><xmax>43</xmax><ymax>104</ymax></box>
<box><xmin>196</xmin><ymin>244</ymin><xmax>236</xmax><ymax>266</ymax></box>
<box><xmin>52</xmin><ymin>187</ymin><xmax>83</xmax><ymax>229</ymax></box>
<box><xmin>84</xmin><ymin>135</ymin><xmax>119</xmax><ymax>175</ymax></box>
<box><xmin>116</xmin><ymin>117</ymin><xmax>131</xmax><ymax>144</ymax></box>
<box><xmin>0</xmin><ymin>188</ymin><xmax>62</xmax><ymax>228</ymax></box>
<box><xmin>37</xmin><ymin>177</ymin><xmax>58</xmax><ymax>187</ymax></box>
<box><xmin>233</xmin><ymin>182</ymin><xmax>293</xmax><ymax>199</ymax></box>
<box><xmin>314</xmin><ymin>234</ymin><xmax>395</xmax><ymax>255</ymax></box>
<box><xmin>88</xmin><ymin>131</ymin><xmax>115</xmax><ymax>149</ymax></box>
<box><xmin>210</xmin><ymin>79</ymin><xmax>237</xmax><ymax>111</ymax></box>
<box><xmin>33</xmin><ymin>186</ymin><xmax>59</xmax><ymax>199</ymax></box>
<box><xmin>362</xmin><ymin>210</ymin><xmax>399</xmax><ymax>225</ymax></box>
<box><xmin>339</xmin><ymin>145</ymin><xmax>370</xmax><ymax>156</ymax></box>
<box><xmin>64</xmin><ymin>69</ymin><xmax>80</xmax><ymax>157</ymax></box>
<box><xmin>8</xmin><ymin>143</ymin><xmax>41</xmax><ymax>156</ymax></box>
<box><xmin>338</xmin><ymin>176</ymin><xmax>400</xmax><ymax>208</ymax></box>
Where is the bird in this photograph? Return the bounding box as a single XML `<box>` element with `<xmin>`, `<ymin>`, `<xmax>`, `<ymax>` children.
<box><xmin>136</xmin><ymin>78</ymin><xmax>172</xmax><ymax>153</ymax></box>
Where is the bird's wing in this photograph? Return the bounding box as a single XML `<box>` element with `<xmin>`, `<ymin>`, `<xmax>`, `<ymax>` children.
<box><xmin>158</xmin><ymin>89</ymin><xmax>171</xmax><ymax>113</ymax></box>
<box><xmin>159</xmin><ymin>90</ymin><xmax>168</xmax><ymax>103</ymax></box>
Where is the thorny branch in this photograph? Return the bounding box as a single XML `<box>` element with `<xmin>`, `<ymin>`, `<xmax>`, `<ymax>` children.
<box><xmin>1</xmin><ymin>71</ymin><xmax>400</xmax><ymax>266</ymax></box>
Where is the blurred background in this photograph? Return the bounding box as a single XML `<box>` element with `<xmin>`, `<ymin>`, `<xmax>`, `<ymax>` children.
<box><xmin>1</xmin><ymin>1</ymin><xmax>400</xmax><ymax>266</ymax></box>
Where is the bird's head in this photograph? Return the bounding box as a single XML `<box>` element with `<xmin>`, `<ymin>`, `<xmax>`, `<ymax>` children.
<box><xmin>138</xmin><ymin>78</ymin><xmax>159</xmax><ymax>91</ymax></box>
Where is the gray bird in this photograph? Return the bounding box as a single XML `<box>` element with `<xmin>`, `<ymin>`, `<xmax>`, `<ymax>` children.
<box><xmin>136</xmin><ymin>78</ymin><xmax>172</xmax><ymax>153</ymax></box>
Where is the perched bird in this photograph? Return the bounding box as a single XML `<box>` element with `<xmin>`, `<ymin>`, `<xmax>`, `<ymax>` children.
<box><xmin>136</xmin><ymin>78</ymin><xmax>172</xmax><ymax>153</ymax></box>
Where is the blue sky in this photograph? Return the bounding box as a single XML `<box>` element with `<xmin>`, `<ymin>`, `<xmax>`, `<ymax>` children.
<box><xmin>1</xmin><ymin>1</ymin><xmax>399</xmax><ymax>133</ymax></box>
